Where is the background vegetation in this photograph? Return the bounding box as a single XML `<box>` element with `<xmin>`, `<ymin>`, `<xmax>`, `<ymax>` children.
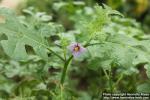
<box><xmin>0</xmin><ymin>0</ymin><xmax>149</xmax><ymax>99</ymax></box>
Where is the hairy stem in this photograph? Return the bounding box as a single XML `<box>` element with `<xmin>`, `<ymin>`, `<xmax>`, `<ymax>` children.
<box><xmin>60</xmin><ymin>42</ymin><xmax>105</xmax><ymax>85</ymax></box>
<box><xmin>47</xmin><ymin>47</ymin><xmax>65</xmax><ymax>62</ymax></box>
<box><xmin>109</xmin><ymin>68</ymin><xmax>113</xmax><ymax>92</ymax></box>
<box><xmin>103</xmin><ymin>69</ymin><xmax>113</xmax><ymax>92</ymax></box>
<box><xmin>115</xmin><ymin>74</ymin><xmax>123</xmax><ymax>86</ymax></box>
<box><xmin>61</xmin><ymin>55</ymin><xmax>73</xmax><ymax>85</ymax></box>
<box><xmin>85</xmin><ymin>42</ymin><xmax>105</xmax><ymax>47</ymax></box>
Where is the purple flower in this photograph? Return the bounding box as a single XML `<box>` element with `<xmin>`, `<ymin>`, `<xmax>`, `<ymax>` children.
<box><xmin>68</xmin><ymin>43</ymin><xmax>86</xmax><ymax>57</ymax></box>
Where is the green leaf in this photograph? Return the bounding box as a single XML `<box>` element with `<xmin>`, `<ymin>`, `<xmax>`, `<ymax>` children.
<box><xmin>107</xmin><ymin>34</ymin><xmax>139</xmax><ymax>46</ymax></box>
<box><xmin>145</xmin><ymin>64</ymin><xmax>150</xmax><ymax>79</ymax></box>
<box><xmin>88</xmin><ymin>43</ymin><xmax>135</xmax><ymax>68</ymax></box>
<box><xmin>102</xmin><ymin>4</ymin><xmax>124</xmax><ymax>17</ymax></box>
<box><xmin>137</xmin><ymin>83</ymin><xmax>150</xmax><ymax>92</ymax></box>
<box><xmin>0</xmin><ymin>8</ymin><xmax>50</xmax><ymax>61</ymax></box>
<box><xmin>88</xmin><ymin>58</ymin><xmax>112</xmax><ymax>70</ymax></box>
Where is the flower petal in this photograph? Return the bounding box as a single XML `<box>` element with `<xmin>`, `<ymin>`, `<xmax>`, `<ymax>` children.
<box><xmin>68</xmin><ymin>42</ymin><xmax>86</xmax><ymax>57</ymax></box>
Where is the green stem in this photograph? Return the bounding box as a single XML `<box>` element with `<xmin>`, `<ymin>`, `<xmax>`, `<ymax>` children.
<box><xmin>103</xmin><ymin>69</ymin><xmax>113</xmax><ymax>92</ymax></box>
<box><xmin>60</xmin><ymin>84</ymin><xmax>63</xmax><ymax>100</ymax></box>
<box><xmin>59</xmin><ymin>41</ymin><xmax>105</xmax><ymax>85</ymax></box>
<box><xmin>85</xmin><ymin>42</ymin><xmax>105</xmax><ymax>47</ymax></box>
<box><xmin>103</xmin><ymin>69</ymin><xmax>109</xmax><ymax>80</ymax></box>
<box><xmin>84</xmin><ymin>39</ymin><xmax>92</xmax><ymax>47</ymax></box>
<box><xmin>47</xmin><ymin>47</ymin><xmax>65</xmax><ymax>62</ymax></box>
<box><xmin>115</xmin><ymin>74</ymin><xmax>123</xmax><ymax>86</ymax></box>
<box><xmin>61</xmin><ymin>55</ymin><xmax>73</xmax><ymax>85</ymax></box>
<box><xmin>109</xmin><ymin>69</ymin><xmax>113</xmax><ymax>92</ymax></box>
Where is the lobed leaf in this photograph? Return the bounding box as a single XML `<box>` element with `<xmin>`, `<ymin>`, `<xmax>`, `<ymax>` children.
<box><xmin>0</xmin><ymin>8</ymin><xmax>52</xmax><ymax>61</ymax></box>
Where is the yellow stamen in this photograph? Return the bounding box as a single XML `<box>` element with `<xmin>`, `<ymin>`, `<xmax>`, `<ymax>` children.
<box><xmin>74</xmin><ymin>46</ymin><xmax>80</xmax><ymax>52</ymax></box>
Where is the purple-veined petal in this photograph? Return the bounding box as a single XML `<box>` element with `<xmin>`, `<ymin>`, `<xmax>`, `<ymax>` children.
<box><xmin>68</xmin><ymin>42</ymin><xmax>86</xmax><ymax>57</ymax></box>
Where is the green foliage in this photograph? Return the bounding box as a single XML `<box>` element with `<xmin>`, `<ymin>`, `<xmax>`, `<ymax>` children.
<box><xmin>0</xmin><ymin>8</ymin><xmax>64</xmax><ymax>61</ymax></box>
<box><xmin>0</xmin><ymin>8</ymin><xmax>46</xmax><ymax>60</ymax></box>
<box><xmin>137</xmin><ymin>82</ymin><xmax>150</xmax><ymax>92</ymax></box>
<box><xmin>0</xmin><ymin>1</ymin><xmax>150</xmax><ymax>99</ymax></box>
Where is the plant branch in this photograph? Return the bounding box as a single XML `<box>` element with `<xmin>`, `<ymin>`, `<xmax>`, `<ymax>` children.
<box><xmin>108</xmin><ymin>68</ymin><xmax>113</xmax><ymax>92</ymax></box>
<box><xmin>85</xmin><ymin>42</ymin><xmax>105</xmax><ymax>47</ymax></box>
<box><xmin>61</xmin><ymin>55</ymin><xmax>73</xmax><ymax>85</ymax></box>
<box><xmin>103</xmin><ymin>69</ymin><xmax>113</xmax><ymax>92</ymax></box>
<box><xmin>47</xmin><ymin>47</ymin><xmax>65</xmax><ymax>62</ymax></box>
